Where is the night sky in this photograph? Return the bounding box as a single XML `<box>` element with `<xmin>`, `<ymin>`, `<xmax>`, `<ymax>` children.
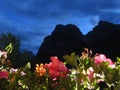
<box><xmin>0</xmin><ymin>0</ymin><xmax>120</xmax><ymax>54</ymax></box>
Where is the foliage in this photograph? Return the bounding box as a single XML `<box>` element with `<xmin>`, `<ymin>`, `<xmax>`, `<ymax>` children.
<box><xmin>0</xmin><ymin>33</ymin><xmax>34</xmax><ymax>68</ymax></box>
<box><xmin>1</xmin><ymin>45</ymin><xmax>120</xmax><ymax>90</ymax></box>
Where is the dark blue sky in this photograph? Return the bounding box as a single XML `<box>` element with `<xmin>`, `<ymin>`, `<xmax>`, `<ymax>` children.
<box><xmin>0</xmin><ymin>0</ymin><xmax>120</xmax><ymax>54</ymax></box>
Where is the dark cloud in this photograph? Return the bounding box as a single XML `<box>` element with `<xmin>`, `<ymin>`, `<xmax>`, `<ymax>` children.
<box><xmin>0</xmin><ymin>0</ymin><xmax>120</xmax><ymax>54</ymax></box>
<box><xmin>0</xmin><ymin>21</ymin><xmax>24</xmax><ymax>35</ymax></box>
<box><xmin>1</xmin><ymin>0</ymin><xmax>120</xmax><ymax>22</ymax></box>
<box><xmin>0</xmin><ymin>23</ymin><xmax>16</xmax><ymax>33</ymax></box>
<box><xmin>18</xmin><ymin>31</ymin><xmax>45</xmax><ymax>43</ymax></box>
<box><xmin>21</xmin><ymin>35</ymin><xmax>43</xmax><ymax>53</ymax></box>
<box><xmin>99</xmin><ymin>12</ymin><xmax>120</xmax><ymax>24</ymax></box>
<box><xmin>0</xmin><ymin>20</ymin><xmax>45</xmax><ymax>54</ymax></box>
<box><xmin>2</xmin><ymin>0</ymin><xmax>119</xmax><ymax>18</ymax></box>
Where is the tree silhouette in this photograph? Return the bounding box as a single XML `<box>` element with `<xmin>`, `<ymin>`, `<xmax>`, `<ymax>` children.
<box><xmin>0</xmin><ymin>33</ymin><xmax>34</xmax><ymax>68</ymax></box>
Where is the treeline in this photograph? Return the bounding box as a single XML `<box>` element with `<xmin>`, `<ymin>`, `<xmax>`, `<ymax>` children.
<box><xmin>0</xmin><ymin>33</ymin><xmax>34</xmax><ymax>68</ymax></box>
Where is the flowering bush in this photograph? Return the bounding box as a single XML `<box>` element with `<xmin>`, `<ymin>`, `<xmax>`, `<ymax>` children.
<box><xmin>1</xmin><ymin>44</ymin><xmax>120</xmax><ymax>90</ymax></box>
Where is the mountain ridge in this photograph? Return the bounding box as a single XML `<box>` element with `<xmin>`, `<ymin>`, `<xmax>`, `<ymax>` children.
<box><xmin>31</xmin><ymin>20</ymin><xmax>120</xmax><ymax>69</ymax></box>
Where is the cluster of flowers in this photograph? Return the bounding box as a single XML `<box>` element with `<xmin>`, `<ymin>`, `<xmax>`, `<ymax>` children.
<box><xmin>35</xmin><ymin>56</ymin><xmax>69</xmax><ymax>78</ymax></box>
<box><xmin>34</xmin><ymin>49</ymin><xmax>120</xmax><ymax>90</ymax></box>
<box><xmin>1</xmin><ymin>45</ymin><xmax>120</xmax><ymax>90</ymax></box>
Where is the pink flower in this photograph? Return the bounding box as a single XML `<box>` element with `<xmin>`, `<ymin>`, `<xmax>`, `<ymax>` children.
<box><xmin>0</xmin><ymin>51</ymin><xmax>7</xmax><ymax>59</ymax></box>
<box><xmin>105</xmin><ymin>58</ymin><xmax>115</xmax><ymax>68</ymax></box>
<box><xmin>0</xmin><ymin>70</ymin><xmax>8</xmax><ymax>79</ymax></box>
<box><xmin>87</xmin><ymin>67</ymin><xmax>94</xmax><ymax>80</ymax></box>
<box><xmin>46</xmin><ymin>56</ymin><xmax>69</xmax><ymax>78</ymax></box>
<box><xmin>10</xmin><ymin>68</ymin><xmax>18</xmax><ymax>74</ymax></box>
<box><xmin>94</xmin><ymin>54</ymin><xmax>115</xmax><ymax>68</ymax></box>
<box><xmin>20</xmin><ymin>71</ymin><xmax>26</xmax><ymax>76</ymax></box>
<box><xmin>94</xmin><ymin>54</ymin><xmax>106</xmax><ymax>65</ymax></box>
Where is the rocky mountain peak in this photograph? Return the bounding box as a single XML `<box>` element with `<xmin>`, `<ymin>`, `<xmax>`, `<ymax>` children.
<box><xmin>31</xmin><ymin>20</ymin><xmax>120</xmax><ymax>70</ymax></box>
<box><xmin>84</xmin><ymin>20</ymin><xmax>120</xmax><ymax>43</ymax></box>
<box><xmin>51</xmin><ymin>24</ymin><xmax>83</xmax><ymax>41</ymax></box>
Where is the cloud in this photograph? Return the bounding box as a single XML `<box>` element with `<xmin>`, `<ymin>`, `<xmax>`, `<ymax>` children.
<box><xmin>21</xmin><ymin>35</ymin><xmax>44</xmax><ymax>53</ymax></box>
<box><xmin>1</xmin><ymin>0</ymin><xmax>120</xmax><ymax>22</ymax></box>
<box><xmin>98</xmin><ymin>11</ymin><xmax>120</xmax><ymax>24</ymax></box>
<box><xmin>0</xmin><ymin>0</ymin><xmax>120</xmax><ymax>54</ymax></box>
<box><xmin>3</xmin><ymin>0</ymin><xmax>118</xmax><ymax>16</ymax></box>
<box><xmin>0</xmin><ymin>14</ymin><xmax>46</xmax><ymax>54</ymax></box>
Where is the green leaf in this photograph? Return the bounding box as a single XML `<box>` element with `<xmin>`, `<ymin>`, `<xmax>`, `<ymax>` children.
<box><xmin>116</xmin><ymin>57</ymin><xmax>120</xmax><ymax>65</ymax></box>
<box><xmin>114</xmin><ymin>81</ymin><xmax>120</xmax><ymax>90</ymax></box>
<box><xmin>25</xmin><ymin>62</ymin><xmax>31</xmax><ymax>69</ymax></box>
<box><xmin>103</xmin><ymin>66</ymin><xmax>120</xmax><ymax>84</ymax></box>
<box><xmin>63</xmin><ymin>52</ymin><xmax>78</xmax><ymax>67</ymax></box>
<box><xmin>4</xmin><ymin>43</ymin><xmax>13</xmax><ymax>53</ymax></box>
<box><xmin>117</xmin><ymin>57</ymin><xmax>120</xmax><ymax>61</ymax></box>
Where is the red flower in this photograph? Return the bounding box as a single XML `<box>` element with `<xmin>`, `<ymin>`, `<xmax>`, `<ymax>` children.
<box><xmin>0</xmin><ymin>70</ymin><xmax>8</xmax><ymax>79</ymax></box>
<box><xmin>46</xmin><ymin>56</ymin><xmax>69</xmax><ymax>78</ymax></box>
<box><xmin>94</xmin><ymin>54</ymin><xmax>115</xmax><ymax>68</ymax></box>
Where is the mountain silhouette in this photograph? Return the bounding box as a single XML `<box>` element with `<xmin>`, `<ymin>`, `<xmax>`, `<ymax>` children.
<box><xmin>31</xmin><ymin>20</ymin><xmax>120</xmax><ymax>69</ymax></box>
<box><xmin>84</xmin><ymin>20</ymin><xmax>120</xmax><ymax>61</ymax></box>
